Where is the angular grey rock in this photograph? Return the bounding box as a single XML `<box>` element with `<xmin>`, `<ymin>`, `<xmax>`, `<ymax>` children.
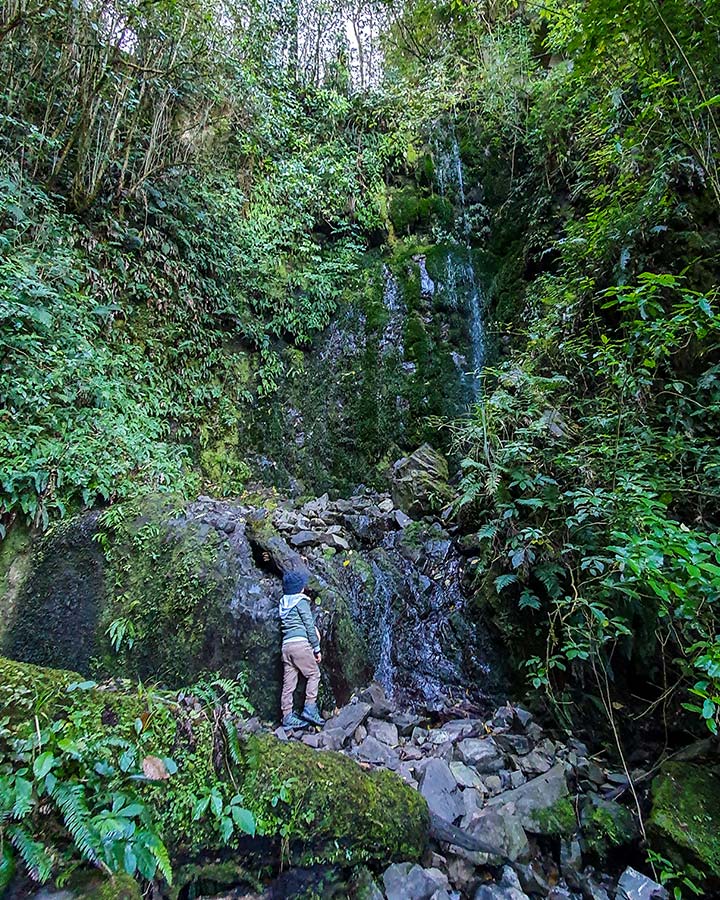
<box><xmin>320</xmin><ymin>532</ymin><xmax>350</xmax><ymax>551</ymax></box>
<box><xmin>484</xmin><ymin>774</ymin><xmax>503</xmax><ymax>795</ymax></box>
<box><xmin>456</xmin><ymin>737</ymin><xmax>505</xmax><ymax>773</ymax></box>
<box><xmin>560</xmin><ymin>836</ymin><xmax>583</xmax><ymax>886</ymax></box>
<box><xmin>383</xmin><ymin>863</ymin><xmax>449</xmax><ymax>900</ymax></box>
<box><xmin>460</xmin><ymin>787</ymin><xmax>482</xmax><ymax>829</ymax></box>
<box><xmin>486</xmin><ymin>762</ymin><xmax>570</xmax><ymax>833</ymax></box>
<box><xmin>367</xmin><ymin>717</ymin><xmax>399</xmax><ymax>747</ymax></box>
<box><xmin>289</xmin><ymin>530</ymin><xmax>321</xmax><ymax>547</ymax></box>
<box><xmin>395</xmin><ymin>508</ymin><xmax>413</xmax><ymax>528</ymax></box>
<box><xmin>393</xmin><ymin>711</ymin><xmax>422</xmax><ymax>735</ymax></box>
<box><xmin>356</xmin><ymin>736</ymin><xmax>399</xmax><ymax>768</ymax></box>
<box><xmin>318</xmin><ymin>727</ymin><xmax>345</xmax><ymax>751</ymax></box>
<box><xmin>324</xmin><ymin>701</ymin><xmax>372</xmax><ymax>741</ymax></box>
<box><xmin>420</xmin><ymin>758</ymin><xmax>464</xmax><ymax>822</ymax></box>
<box><xmin>495</xmin><ymin>733</ymin><xmax>533</xmax><ymax>755</ymax></box>
<box><xmin>450</xmin><ymin>760</ymin><xmax>483</xmax><ymax>788</ymax></box>
<box><xmin>474</xmin><ymin>865</ymin><xmax>530</xmax><ymax>899</ymax></box>
<box><xmin>467</xmin><ymin>807</ymin><xmax>530</xmax><ymax>863</ymax></box>
<box><xmin>616</xmin><ymin>867</ymin><xmax>669</xmax><ymax>900</ymax></box>
<box><xmin>518</xmin><ymin>749</ymin><xmax>553</xmax><ymax>776</ymax></box>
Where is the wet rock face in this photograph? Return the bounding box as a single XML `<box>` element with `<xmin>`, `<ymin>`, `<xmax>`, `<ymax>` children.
<box><xmin>2</xmin><ymin>484</ymin><xmax>501</xmax><ymax>718</ymax></box>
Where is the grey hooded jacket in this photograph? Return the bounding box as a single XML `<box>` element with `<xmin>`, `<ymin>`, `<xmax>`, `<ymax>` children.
<box><xmin>278</xmin><ymin>592</ymin><xmax>320</xmax><ymax>652</ymax></box>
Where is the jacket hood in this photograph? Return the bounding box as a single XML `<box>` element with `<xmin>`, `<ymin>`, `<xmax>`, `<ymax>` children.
<box><xmin>279</xmin><ymin>592</ymin><xmax>307</xmax><ymax>618</ymax></box>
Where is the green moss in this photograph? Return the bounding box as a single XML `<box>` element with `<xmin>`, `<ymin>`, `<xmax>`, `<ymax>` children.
<box><xmin>582</xmin><ymin>798</ymin><xmax>636</xmax><ymax>857</ymax></box>
<box><xmin>650</xmin><ymin>762</ymin><xmax>720</xmax><ymax>879</ymax></box>
<box><xmin>530</xmin><ymin>796</ymin><xmax>577</xmax><ymax>836</ymax></box>
<box><xmin>98</xmin><ymin>495</ymin><xmax>240</xmax><ymax>689</ymax></box>
<box><xmin>243</xmin><ymin>733</ymin><xmax>429</xmax><ymax>865</ymax></box>
<box><xmin>0</xmin><ymin>656</ymin><xmax>428</xmax><ymax>875</ymax></box>
<box><xmin>69</xmin><ymin>871</ymin><xmax>143</xmax><ymax>899</ymax></box>
<box><xmin>169</xmin><ymin>861</ymin><xmax>261</xmax><ymax>900</ymax></box>
<box><xmin>3</xmin><ymin>513</ymin><xmax>106</xmax><ymax>673</ymax></box>
<box><xmin>0</xmin><ymin>521</ymin><xmax>33</xmax><ymax>643</ymax></box>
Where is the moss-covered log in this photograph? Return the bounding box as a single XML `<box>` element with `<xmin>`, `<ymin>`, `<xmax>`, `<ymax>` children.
<box><xmin>0</xmin><ymin>656</ymin><xmax>428</xmax><ymax>884</ymax></box>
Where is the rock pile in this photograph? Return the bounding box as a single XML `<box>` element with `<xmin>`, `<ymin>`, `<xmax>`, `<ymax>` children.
<box><xmin>271</xmin><ymin>683</ymin><xmax>666</xmax><ymax>900</ymax></box>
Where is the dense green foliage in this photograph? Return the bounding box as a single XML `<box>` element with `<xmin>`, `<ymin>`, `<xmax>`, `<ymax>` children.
<box><xmin>416</xmin><ymin>1</ymin><xmax>720</xmax><ymax>730</ymax></box>
<box><xmin>0</xmin><ymin>657</ymin><xmax>426</xmax><ymax>893</ymax></box>
<box><xmin>2</xmin><ymin>0</ymin><xmax>720</xmax><ymax>890</ymax></box>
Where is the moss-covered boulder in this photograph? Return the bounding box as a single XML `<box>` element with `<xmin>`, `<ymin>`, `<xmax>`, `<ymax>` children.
<box><xmin>649</xmin><ymin>762</ymin><xmax>720</xmax><ymax>880</ymax></box>
<box><xmin>391</xmin><ymin>444</ymin><xmax>453</xmax><ymax>517</ymax></box>
<box><xmin>3</xmin><ymin>512</ymin><xmax>105</xmax><ymax>672</ymax></box>
<box><xmin>0</xmin><ymin>656</ymin><xmax>428</xmax><ymax>891</ymax></box>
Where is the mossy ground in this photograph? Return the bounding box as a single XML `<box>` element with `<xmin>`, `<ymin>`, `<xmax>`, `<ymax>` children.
<box><xmin>650</xmin><ymin>762</ymin><xmax>720</xmax><ymax>880</ymax></box>
<box><xmin>0</xmin><ymin>656</ymin><xmax>428</xmax><ymax>887</ymax></box>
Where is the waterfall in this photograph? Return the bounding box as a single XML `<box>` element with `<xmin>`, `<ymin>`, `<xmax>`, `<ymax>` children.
<box><xmin>371</xmin><ymin>562</ymin><xmax>396</xmax><ymax>698</ymax></box>
<box><xmin>381</xmin><ymin>264</ymin><xmax>405</xmax><ymax>356</ymax></box>
<box><xmin>433</xmin><ymin>124</ymin><xmax>486</xmax><ymax>393</ymax></box>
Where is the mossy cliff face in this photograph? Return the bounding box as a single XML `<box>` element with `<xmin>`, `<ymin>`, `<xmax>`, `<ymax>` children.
<box><xmin>241</xmin><ymin>245</ymin><xmax>477</xmax><ymax>495</ymax></box>
<box><xmin>649</xmin><ymin>762</ymin><xmax>720</xmax><ymax>881</ymax></box>
<box><xmin>0</xmin><ymin>657</ymin><xmax>428</xmax><ymax>874</ymax></box>
<box><xmin>2</xmin><ymin>496</ymin><xmax>377</xmax><ymax>718</ymax></box>
<box><xmin>0</xmin><ymin>522</ymin><xmax>33</xmax><ymax>647</ymax></box>
<box><xmin>2</xmin><ymin>513</ymin><xmax>105</xmax><ymax>673</ymax></box>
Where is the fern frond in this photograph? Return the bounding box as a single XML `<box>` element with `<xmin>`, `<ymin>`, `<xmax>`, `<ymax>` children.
<box><xmin>7</xmin><ymin>824</ymin><xmax>53</xmax><ymax>883</ymax></box>
<box><xmin>223</xmin><ymin>718</ymin><xmax>242</xmax><ymax>766</ymax></box>
<box><xmin>0</xmin><ymin>841</ymin><xmax>16</xmax><ymax>891</ymax></box>
<box><xmin>52</xmin><ymin>783</ymin><xmax>100</xmax><ymax>865</ymax></box>
<box><xmin>143</xmin><ymin>832</ymin><xmax>173</xmax><ymax>885</ymax></box>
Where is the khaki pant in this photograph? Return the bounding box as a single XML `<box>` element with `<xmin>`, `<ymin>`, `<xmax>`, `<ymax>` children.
<box><xmin>281</xmin><ymin>640</ymin><xmax>320</xmax><ymax>717</ymax></box>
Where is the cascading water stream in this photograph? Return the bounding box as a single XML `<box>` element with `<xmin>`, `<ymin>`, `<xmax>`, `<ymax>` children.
<box><xmin>433</xmin><ymin>125</ymin><xmax>486</xmax><ymax>395</ymax></box>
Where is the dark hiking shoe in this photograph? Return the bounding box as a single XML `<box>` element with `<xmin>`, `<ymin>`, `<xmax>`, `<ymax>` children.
<box><xmin>282</xmin><ymin>713</ymin><xmax>309</xmax><ymax>730</ymax></box>
<box><xmin>300</xmin><ymin>704</ymin><xmax>325</xmax><ymax>727</ymax></box>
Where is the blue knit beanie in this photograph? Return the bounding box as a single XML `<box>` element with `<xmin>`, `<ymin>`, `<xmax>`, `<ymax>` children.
<box><xmin>283</xmin><ymin>570</ymin><xmax>307</xmax><ymax>595</ymax></box>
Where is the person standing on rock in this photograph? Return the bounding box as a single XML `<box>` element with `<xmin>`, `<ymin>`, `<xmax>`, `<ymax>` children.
<box><xmin>279</xmin><ymin>570</ymin><xmax>325</xmax><ymax>729</ymax></box>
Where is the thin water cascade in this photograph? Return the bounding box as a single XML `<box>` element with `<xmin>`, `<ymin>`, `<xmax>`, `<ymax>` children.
<box><xmin>433</xmin><ymin>123</ymin><xmax>486</xmax><ymax>394</ymax></box>
<box><xmin>380</xmin><ymin>263</ymin><xmax>405</xmax><ymax>355</ymax></box>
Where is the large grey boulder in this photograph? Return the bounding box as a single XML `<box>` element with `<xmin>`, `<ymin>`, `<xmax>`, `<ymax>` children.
<box><xmin>420</xmin><ymin>758</ymin><xmax>464</xmax><ymax>822</ymax></box>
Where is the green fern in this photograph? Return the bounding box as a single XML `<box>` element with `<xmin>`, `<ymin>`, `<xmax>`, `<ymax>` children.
<box><xmin>52</xmin><ymin>783</ymin><xmax>100</xmax><ymax>866</ymax></box>
<box><xmin>142</xmin><ymin>831</ymin><xmax>173</xmax><ymax>885</ymax></box>
<box><xmin>0</xmin><ymin>842</ymin><xmax>15</xmax><ymax>891</ymax></box>
<box><xmin>223</xmin><ymin>718</ymin><xmax>242</xmax><ymax>766</ymax></box>
<box><xmin>6</xmin><ymin>824</ymin><xmax>53</xmax><ymax>883</ymax></box>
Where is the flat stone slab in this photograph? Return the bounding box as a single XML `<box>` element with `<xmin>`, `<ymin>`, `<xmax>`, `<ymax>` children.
<box><xmin>420</xmin><ymin>758</ymin><xmax>464</xmax><ymax>823</ymax></box>
<box><xmin>324</xmin><ymin>701</ymin><xmax>372</xmax><ymax>741</ymax></box>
